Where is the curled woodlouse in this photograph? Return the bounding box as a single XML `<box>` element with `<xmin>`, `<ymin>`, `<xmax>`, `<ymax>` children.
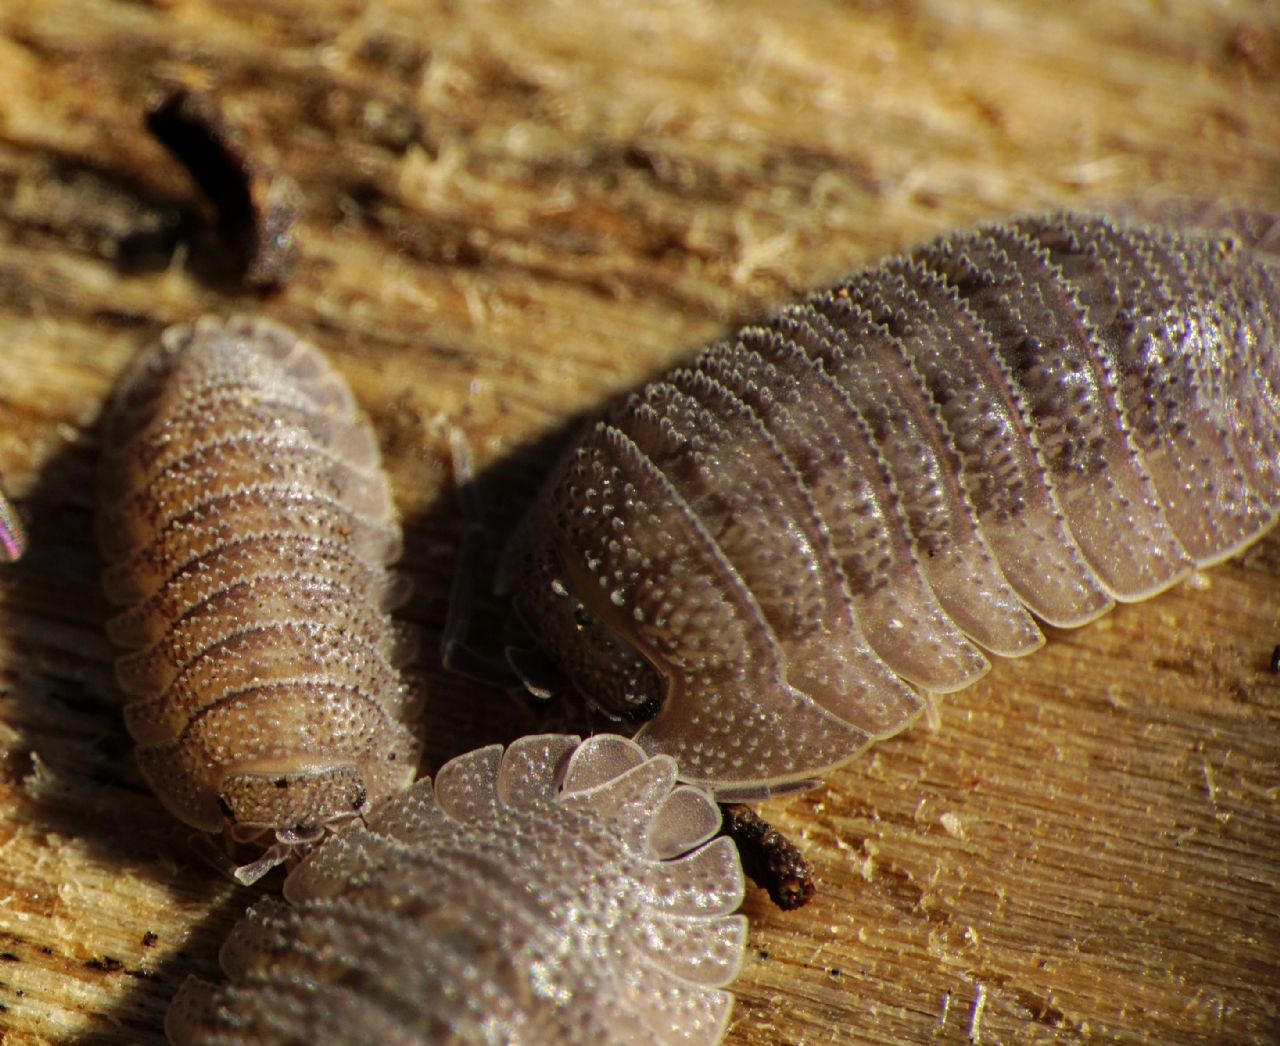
<box><xmin>165</xmin><ymin>733</ymin><xmax>747</xmax><ymax>1045</ymax></box>
<box><xmin>502</xmin><ymin>210</ymin><xmax>1280</xmax><ymax>800</ymax></box>
<box><xmin>99</xmin><ymin>316</ymin><xmax>420</xmax><ymax>882</ymax></box>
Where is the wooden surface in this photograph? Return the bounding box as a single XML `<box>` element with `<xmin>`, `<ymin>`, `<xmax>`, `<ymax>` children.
<box><xmin>0</xmin><ymin>1</ymin><xmax>1277</xmax><ymax>1042</ymax></box>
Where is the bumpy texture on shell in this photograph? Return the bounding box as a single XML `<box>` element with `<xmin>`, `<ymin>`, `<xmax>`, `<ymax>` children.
<box><xmin>166</xmin><ymin>733</ymin><xmax>747</xmax><ymax>1045</ymax></box>
<box><xmin>504</xmin><ymin>210</ymin><xmax>1280</xmax><ymax>799</ymax></box>
<box><xmin>99</xmin><ymin>316</ymin><xmax>419</xmax><ymax>846</ymax></box>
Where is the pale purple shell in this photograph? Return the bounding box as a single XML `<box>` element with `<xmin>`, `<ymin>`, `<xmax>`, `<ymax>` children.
<box><xmin>503</xmin><ymin>210</ymin><xmax>1280</xmax><ymax>800</ymax></box>
<box><xmin>98</xmin><ymin>316</ymin><xmax>420</xmax><ymax>872</ymax></box>
<box><xmin>166</xmin><ymin>734</ymin><xmax>747</xmax><ymax>1045</ymax></box>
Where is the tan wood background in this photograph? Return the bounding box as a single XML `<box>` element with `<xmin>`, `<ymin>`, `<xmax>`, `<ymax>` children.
<box><xmin>0</xmin><ymin>0</ymin><xmax>1277</xmax><ymax>1042</ymax></box>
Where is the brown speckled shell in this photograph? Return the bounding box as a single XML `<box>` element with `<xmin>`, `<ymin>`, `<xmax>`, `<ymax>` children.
<box><xmin>99</xmin><ymin>316</ymin><xmax>419</xmax><ymax>839</ymax></box>
<box><xmin>504</xmin><ymin>211</ymin><xmax>1280</xmax><ymax>800</ymax></box>
<box><xmin>165</xmin><ymin>733</ymin><xmax>747</xmax><ymax>1045</ymax></box>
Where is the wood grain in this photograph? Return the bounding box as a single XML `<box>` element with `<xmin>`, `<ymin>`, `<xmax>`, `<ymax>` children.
<box><xmin>0</xmin><ymin>1</ymin><xmax>1276</xmax><ymax>1043</ymax></box>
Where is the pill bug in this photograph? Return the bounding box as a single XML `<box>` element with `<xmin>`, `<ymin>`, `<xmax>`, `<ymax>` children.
<box><xmin>501</xmin><ymin>210</ymin><xmax>1280</xmax><ymax>801</ymax></box>
<box><xmin>98</xmin><ymin>315</ymin><xmax>420</xmax><ymax>882</ymax></box>
<box><xmin>165</xmin><ymin>733</ymin><xmax>747</xmax><ymax>1045</ymax></box>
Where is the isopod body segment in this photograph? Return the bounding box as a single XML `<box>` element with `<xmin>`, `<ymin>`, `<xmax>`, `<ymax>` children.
<box><xmin>502</xmin><ymin>211</ymin><xmax>1280</xmax><ymax>799</ymax></box>
<box><xmin>98</xmin><ymin>316</ymin><xmax>420</xmax><ymax>879</ymax></box>
<box><xmin>165</xmin><ymin>733</ymin><xmax>747</xmax><ymax>1045</ymax></box>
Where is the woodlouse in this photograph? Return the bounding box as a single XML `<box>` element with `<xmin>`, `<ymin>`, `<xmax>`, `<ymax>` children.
<box><xmin>0</xmin><ymin>484</ymin><xmax>25</xmax><ymax>562</ymax></box>
<box><xmin>98</xmin><ymin>315</ymin><xmax>420</xmax><ymax>882</ymax></box>
<box><xmin>501</xmin><ymin>210</ymin><xmax>1280</xmax><ymax>800</ymax></box>
<box><xmin>165</xmin><ymin>733</ymin><xmax>747</xmax><ymax>1045</ymax></box>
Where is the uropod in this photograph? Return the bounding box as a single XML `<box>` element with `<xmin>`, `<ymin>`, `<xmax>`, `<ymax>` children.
<box><xmin>501</xmin><ymin>209</ymin><xmax>1280</xmax><ymax>800</ymax></box>
<box><xmin>166</xmin><ymin>733</ymin><xmax>747</xmax><ymax>1045</ymax></box>
<box><xmin>98</xmin><ymin>315</ymin><xmax>421</xmax><ymax>882</ymax></box>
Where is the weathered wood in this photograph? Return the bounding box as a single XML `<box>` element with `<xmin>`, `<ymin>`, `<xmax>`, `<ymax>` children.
<box><xmin>0</xmin><ymin>1</ymin><xmax>1276</xmax><ymax>1042</ymax></box>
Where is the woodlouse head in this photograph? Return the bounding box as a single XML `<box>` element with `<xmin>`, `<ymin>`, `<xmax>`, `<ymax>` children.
<box><xmin>499</xmin><ymin>487</ymin><xmax>665</xmax><ymax>724</ymax></box>
<box><xmin>207</xmin><ymin>767</ymin><xmax>384</xmax><ymax>885</ymax></box>
<box><xmin>216</xmin><ymin>765</ymin><xmax>370</xmax><ymax>836</ymax></box>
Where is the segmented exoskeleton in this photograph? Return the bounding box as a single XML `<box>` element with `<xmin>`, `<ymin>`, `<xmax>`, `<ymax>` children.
<box><xmin>99</xmin><ymin>316</ymin><xmax>420</xmax><ymax>881</ymax></box>
<box><xmin>503</xmin><ymin>210</ymin><xmax>1280</xmax><ymax>800</ymax></box>
<box><xmin>166</xmin><ymin>733</ymin><xmax>746</xmax><ymax>1045</ymax></box>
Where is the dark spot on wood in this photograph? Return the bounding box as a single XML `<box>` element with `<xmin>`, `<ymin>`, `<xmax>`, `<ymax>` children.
<box><xmin>1225</xmin><ymin>22</ymin><xmax>1277</xmax><ymax>79</ymax></box>
<box><xmin>86</xmin><ymin>957</ymin><xmax>124</xmax><ymax>973</ymax></box>
<box><xmin>1014</xmin><ymin>988</ymin><xmax>1067</xmax><ymax>1026</ymax></box>
<box><xmin>720</xmin><ymin>803</ymin><xmax>816</xmax><ymax>911</ymax></box>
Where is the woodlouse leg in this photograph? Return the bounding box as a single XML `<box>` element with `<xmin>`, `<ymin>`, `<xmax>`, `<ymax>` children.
<box><xmin>921</xmin><ymin>690</ymin><xmax>943</xmax><ymax>733</ymax></box>
<box><xmin>441</xmin><ymin>427</ymin><xmax>521</xmax><ymax>687</ymax></box>
<box><xmin>199</xmin><ymin>819</ymin><xmax>332</xmax><ymax>886</ymax></box>
<box><xmin>503</xmin><ymin>644</ymin><xmax>562</xmax><ymax>700</ymax></box>
<box><xmin>228</xmin><ymin>844</ymin><xmax>292</xmax><ymax>887</ymax></box>
<box><xmin>720</xmin><ymin>803</ymin><xmax>816</xmax><ymax>911</ymax></box>
<box><xmin>187</xmin><ymin>831</ymin><xmax>290</xmax><ymax>887</ymax></box>
<box><xmin>712</xmin><ymin>778</ymin><xmax>822</xmax><ymax>804</ymax></box>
